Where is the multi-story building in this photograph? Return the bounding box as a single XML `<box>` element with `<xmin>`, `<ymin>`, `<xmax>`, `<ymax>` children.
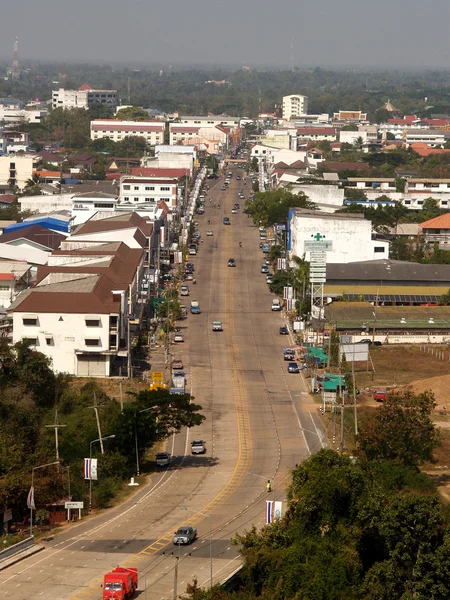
<box><xmin>282</xmin><ymin>95</ymin><xmax>309</xmax><ymax>121</ymax></box>
<box><xmin>288</xmin><ymin>208</ymin><xmax>389</xmax><ymax>263</ymax></box>
<box><xmin>90</xmin><ymin>120</ymin><xmax>165</xmax><ymax>145</ymax></box>
<box><xmin>0</xmin><ymin>154</ymin><xmax>41</xmax><ymax>190</ymax></box>
<box><xmin>169</xmin><ymin>123</ymin><xmax>228</xmax><ymax>147</ymax></box>
<box><xmin>175</xmin><ymin>115</ymin><xmax>240</xmax><ymax>129</ymax></box>
<box><xmin>296</xmin><ymin>127</ymin><xmax>337</xmax><ymax>142</ymax></box>
<box><xmin>120</xmin><ymin>176</ymin><xmax>178</xmax><ymax>211</ymax></box>
<box><xmin>52</xmin><ymin>84</ymin><xmax>117</xmax><ymax>110</ymax></box>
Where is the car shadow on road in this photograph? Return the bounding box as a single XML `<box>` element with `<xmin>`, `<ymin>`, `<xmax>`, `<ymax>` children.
<box><xmin>174</xmin><ymin>455</ymin><xmax>219</xmax><ymax>468</ymax></box>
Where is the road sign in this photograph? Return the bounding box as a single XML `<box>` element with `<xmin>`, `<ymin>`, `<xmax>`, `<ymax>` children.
<box><xmin>152</xmin><ymin>371</ymin><xmax>164</xmax><ymax>383</ymax></box>
<box><xmin>65</xmin><ymin>502</ymin><xmax>84</xmax><ymax>509</ymax></box>
<box><xmin>304</xmin><ymin>240</ymin><xmax>333</xmax><ymax>252</ymax></box>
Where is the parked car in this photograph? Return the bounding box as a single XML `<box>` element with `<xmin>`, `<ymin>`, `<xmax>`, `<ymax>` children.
<box><xmin>266</xmin><ymin>275</ymin><xmax>273</xmax><ymax>284</ymax></box>
<box><xmin>356</xmin><ymin>338</ymin><xmax>382</xmax><ymax>346</ymax></box>
<box><xmin>212</xmin><ymin>321</ymin><xmax>223</xmax><ymax>331</ymax></box>
<box><xmin>173</xmin><ymin>526</ymin><xmax>197</xmax><ymax>545</ymax></box>
<box><xmin>261</xmin><ymin>265</ymin><xmax>269</xmax><ymax>273</ymax></box>
<box><xmin>223</xmin><ymin>217</ymin><xmax>230</xmax><ymax>225</ymax></box>
<box><xmin>288</xmin><ymin>362</ymin><xmax>300</xmax><ymax>373</ymax></box>
<box><xmin>191</xmin><ymin>440</ymin><xmax>206</xmax><ymax>454</ymax></box>
<box><xmin>174</xmin><ymin>334</ymin><xmax>184</xmax><ymax>342</ymax></box>
<box><xmin>180</xmin><ymin>285</ymin><xmax>189</xmax><ymax>296</ymax></box>
<box><xmin>228</xmin><ymin>258</ymin><xmax>236</xmax><ymax>267</ymax></box>
<box><xmin>172</xmin><ymin>359</ymin><xmax>184</xmax><ymax>370</ymax></box>
<box><xmin>207</xmin><ymin>230</ymin><xmax>213</xmax><ymax>236</ymax></box>
<box><xmin>220</xmin><ymin>185</ymin><xmax>226</xmax><ymax>190</ymax></box>
<box><xmin>374</xmin><ymin>389</ymin><xmax>388</xmax><ymax>402</ymax></box>
<box><xmin>186</xmin><ymin>263</ymin><xmax>195</xmax><ymax>271</ymax></box>
<box><xmin>279</xmin><ymin>325</ymin><xmax>289</xmax><ymax>335</ymax></box>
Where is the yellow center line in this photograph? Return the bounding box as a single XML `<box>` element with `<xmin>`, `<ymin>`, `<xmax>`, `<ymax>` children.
<box><xmin>68</xmin><ymin>193</ymin><xmax>253</xmax><ymax>599</ymax></box>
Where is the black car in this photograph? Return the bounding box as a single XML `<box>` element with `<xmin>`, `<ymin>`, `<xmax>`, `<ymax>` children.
<box><xmin>227</xmin><ymin>258</ymin><xmax>236</xmax><ymax>267</ymax></box>
<box><xmin>279</xmin><ymin>326</ymin><xmax>289</xmax><ymax>335</ymax></box>
<box><xmin>356</xmin><ymin>338</ymin><xmax>382</xmax><ymax>346</ymax></box>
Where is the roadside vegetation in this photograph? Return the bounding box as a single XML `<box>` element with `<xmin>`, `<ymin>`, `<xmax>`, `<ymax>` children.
<box><xmin>0</xmin><ymin>339</ymin><xmax>204</xmax><ymax>529</ymax></box>
<box><xmin>183</xmin><ymin>390</ymin><xmax>450</xmax><ymax>600</ymax></box>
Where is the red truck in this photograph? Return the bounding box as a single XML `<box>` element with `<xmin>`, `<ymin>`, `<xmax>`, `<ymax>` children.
<box><xmin>373</xmin><ymin>389</ymin><xmax>388</xmax><ymax>402</ymax></box>
<box><xmin>103</xmin><ymin>567</ymin><xmax>138</xmax><ymax>599</ymax></box>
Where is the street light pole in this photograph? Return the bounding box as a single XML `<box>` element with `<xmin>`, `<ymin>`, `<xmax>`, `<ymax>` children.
<box><xmin>135</xmin><ymin>406</ymin><xmax>159</xmax><ymax>477</ymax></box>
<box><xmin>89</xmin><ymin>435</ymin><xmax>115</xmax><ymax>511</ymax></box>
<box><xmin>30</xmin><ymin>461</ymin><xmax>60</xmax><ymax>537</ymax></box>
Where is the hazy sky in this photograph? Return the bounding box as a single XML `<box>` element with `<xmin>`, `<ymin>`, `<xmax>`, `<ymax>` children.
<box><xmin>1</xmin><ymin>0</ymin><xmax>450</xmax><ymax>69</ymax></box>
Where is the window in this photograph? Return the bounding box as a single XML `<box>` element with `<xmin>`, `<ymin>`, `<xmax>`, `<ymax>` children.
<box><xmin>145</xmin><ymin>186</ymin><xmax>155</xmax><ymax>191</ymax></box>
<box><xmin>23</xmin><ymin>317</ymin><xmax>38</xmax><ymax>326</ymax></box>
<box><xmin>442</xmin><ymin>201</ymin><xmax>448</xmax><ymax>206</ymax></box>
<box><xmin>134</xmin><ymin>197</ymin><xmax>139</xmax><ymax>202</ymax></box>
<box><xmin>123</xmin><ymin>185</ymin><xmax>130</xmax><ymax>190</ymax></box>
<box><xmin>9</xmin><ymin>162</ymin><xmax>15</xmax><ymax>169</ymax></box>
<box><xmin>22</xmin><ymin>337</ymin><xmax>37</xmax><ymax>345</ymax></box>
<box><xmin>94</xmin><ymin>203</ymin><xmax>114</xmax><ymax>208</ymax></box>
<box><xmin>374</xmin><ymin>247</ymin><xmax>385</xmax><ymax>253</ymax></box>
<box><xmin>45</xmin><ymin>337</ymin><xmax>53</xmax><ymax>346</ymax></box>
<box><xmin>85</xmin><ymin>318</ymin><xmax>100</xmax><ymax>327</ymax></box>
<box><xmin>417</xmin><ymin>200</ymin><xmax>424</xmax><ymax>206</ymax></box>
<box><xmin>85</xmin><ymin>338</ymin><xmax>100</xmax><ymax>347</ymax></box>
<box><xmin>124</xmin><ymin>196</ymin><xmax>129</xmax><ymax>201</ymax></box>
<box><xmin>160</xmin><ymin>187</ymin><xmax>170</xmax><ymax>191</ymax></box>
<box><xmin>404</xmin><ymin>200</ymin><xmax>411</xmax><ymax>205</ymax></box>
<box><xmin>134</xmin><ymin>186</ymin><xmax>139</xmax><ymax>190</ymax></box>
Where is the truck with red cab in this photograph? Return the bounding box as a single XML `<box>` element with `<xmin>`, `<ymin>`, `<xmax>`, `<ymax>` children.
<box><xmin>103</xmin><ymin>567</ymin><xmax>138</xmax><ymax>599</ymax></box>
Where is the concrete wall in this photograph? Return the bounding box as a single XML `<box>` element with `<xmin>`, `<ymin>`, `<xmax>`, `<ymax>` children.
<box><xmin>290</xmin><ymin>213</ymin><xmax>389</xmax><ymax>263</ymax></box>
<box><xmin>289</xmin><ymin>184</ymin><xmax>344</xmax><ymax>210</ymax></box>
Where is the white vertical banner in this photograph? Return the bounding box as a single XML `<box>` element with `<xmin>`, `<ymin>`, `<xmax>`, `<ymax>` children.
<box><xmin>27</xmin><ymin>486</ymin><xmax>35</xmax><ymax>510</ymax></box>
<box><xmin>277</xmin><ymin>258</ymin><xmax>287</xmax><ymax>270</ymax></box>
<box><xmin>286</xmin><ymin>298</ymin><xmax>293</xmax><ymax>311</ymax></box>
<box><xmin>283</xmin><ymin>286</ymin><xmax>293</xmax><ymax>300</ymax></box>
<box><xmin>266</xmin><ymin>501</ymin><xmax>283</xmax><ymax>524</ymax></box>
<box><xmin>84</xmin><ymin>458</ymin><xmax>98</xmax><ymax>481</ymax></box>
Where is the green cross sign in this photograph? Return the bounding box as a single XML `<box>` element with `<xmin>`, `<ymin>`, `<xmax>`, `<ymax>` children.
<box><xmin>312</xmin><ymin>232</ymin><xmax>325</xmax><ymax>241</ymax></box>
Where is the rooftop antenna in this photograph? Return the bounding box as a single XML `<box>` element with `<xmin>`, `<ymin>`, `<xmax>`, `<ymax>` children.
<box><xmin>11</xmin><ymin>37</ymin><xmax>19</xmax><ymax>80</ymax></box>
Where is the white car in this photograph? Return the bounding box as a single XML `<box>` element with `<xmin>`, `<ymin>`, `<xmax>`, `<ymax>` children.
<box><xmin>174</xmin><ymin>334</ymin><xmax>184</xmax><ymax>343</ymax></box>
<box><xmin>212</xmin><ymin>321</ymin><xmax>223</xmax><ymax>331</ymax></box>
<box><xmin>231</xmin><ymin>208</ymin><xmax>237</xmax><ymax>214</ymax></box>
<box><xmin>180</xmin><ymin>285</ymin><xmax>189</xmax><ymax>296</ymax></box>
<box><xmin>207</xmin><ymin>230</ymin><xmax>213</xmax><ymax>236</ymax></box>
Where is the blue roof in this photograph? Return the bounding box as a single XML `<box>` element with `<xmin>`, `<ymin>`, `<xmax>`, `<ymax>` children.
<box><xmin>4</xmin><ymin>217</ymin><xmax>69</xmax><ymax>234</ymax></box>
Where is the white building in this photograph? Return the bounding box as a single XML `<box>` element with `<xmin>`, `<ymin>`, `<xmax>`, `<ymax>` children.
<box><xmin>141</xmin><ymin>145</ymin><xmax>197</xmax><ymax>176</ymax></box>
<box><xmin>0</xmin><ymin>154</ymin><xmax>41</xmax><ymax>190</ymax></box>
<box><xmin>405</xmin><ymin>129</ymin><xmax>449</xmax><ymax>147</ymax></box>
<box><xmin>169</xmin><ymin>123</ymin><xmax>228</xmax><ymax>147</ymax></box>
<box><xmin>71</xmin><ymin>192</ymin><xmax>119</xmax><ymax>226</ymax></box>
<box><xmin>120</xmin><ymin>176</ymin><xmax>178</xmax><ymax>211</ymax></box>
<box><xmin>91</xmin><ymin>120</ymin><xmax>165</xmax><ymax>145</ymax></box>
<box><xmin>296</xmin><ymin>127</ymin><xmax>337</xmax><ymax>142</ymax></box>
<box><xmin>282</xmin><ymin>95</ymin><xmax>309</xmax><ymax>121</ymax></box>
<box><xmin>0</xmin><ymin>261</ymin><xmax>32</xmax><ymax>309</ymax></box>
<box><xmin>176</xmin><ymin>115</ymin><xmax>240</xmax><ymax>129</ymax></box>
<box><xmin>52</xmin><ymin>86</ymin><xmax>117</xmax><ymax>110</ymax></box>
<box><xmin>259</xmin><ymin>129</ymin><xmax>298</xmax><ymax>150</ymax></box>
<box><xmin>288</xmin><ymin>209</ymin><xmax>389</xmax><ymax>264</ymax></box>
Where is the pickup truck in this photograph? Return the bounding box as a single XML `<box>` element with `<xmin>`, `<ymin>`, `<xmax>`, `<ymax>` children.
<box><xmin>173</xmin><ymin>526</ymin><xmax>197</xmax><ymax>545</ymax></box>
<box><xmin>191</xmin><ymin>439</ymin><xmax>206</xmax><ymax>454</ymax></box>
<box><xmin>155</xmin><ymin>452</ymin><xmax>171</xmax><ymax>467</ymax></box>
<box><xmin>190</xmin><ymin>301</ymin><xmax>201</xmax><ymax>314</ymax></box>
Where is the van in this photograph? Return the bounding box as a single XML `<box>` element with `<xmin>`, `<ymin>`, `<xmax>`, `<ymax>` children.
<box><xmin>189</xmin><ymin>245</ymin><xmax>197</xmax><ymax>255</ymax></box>
<box><xmin>271</xmin><ymin>299</ymin><xmax>282</xmax><ymax>311</ymax></box>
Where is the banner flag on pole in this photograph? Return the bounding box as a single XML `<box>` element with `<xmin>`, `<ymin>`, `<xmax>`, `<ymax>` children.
<box><xmin>27</xmin><ymin>486</ymin><xmax>35</xmax><ymax>510</ymax></box>
<box><xmin>84</xmin><ymin>458</ymin><xmax>98</xmax><ymax>481</ymax></box>
<box><xmin>266</xmin><ymin>501</ymin><xmax>283</xmax><ymax>524</ymax></box>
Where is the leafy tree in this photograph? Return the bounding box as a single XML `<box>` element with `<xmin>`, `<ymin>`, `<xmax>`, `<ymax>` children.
<box><xmin>342</xmin><ymin>124</ymin><xmax>359</xmax><ymax>131</ymax></box>
<box><xmin>344</xmin><ymin>188</ymin><xmax>367</xmax><ymax>200</ymax></box>
<box><xmin>359</xmin><ymin>390</ymin><xmax>439</xmax><ymax>466</ymax></box>
<box><xmin>438</xmin><ymin>288</ymin><xmax>450</xmax><ymax>305</ymax></box>
<box><xmin>390</xmin><ymin>236</ymin><xmax>412</xmax><ymax>261</ymax></box>
<box><xmin>88</xmin><ymin>103</ymin><xmax>114</xmax><ymax>120</ymax></box>
<box><xmin>245</xmin><ymin>189</ymin><xmax>315</xmax><ymax>226</ymax></box>
<box><xmin>115</xmin><ymin>106</ymin><xmax>150</xmax><ymax>121</ymax></box>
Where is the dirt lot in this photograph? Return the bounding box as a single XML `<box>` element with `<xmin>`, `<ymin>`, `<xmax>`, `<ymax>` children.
<box><xmin>316</xmin><ymin>345</ymin><xmax>450</xmax><ymax>499</ymax></box>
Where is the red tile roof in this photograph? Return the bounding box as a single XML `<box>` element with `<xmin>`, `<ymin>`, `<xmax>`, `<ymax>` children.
<box><xmin>170</xmin><ymin>126</ymin><xmax>200</xmax><ymax>133</ymax></box>
<box><xmin>130</xmin><ymin>167</ymin><xmax>189</xmax><ymax>179</ymax></box>
<box><xmin>410</xmin><ymin>142</ymin><xmax>450</xmax><ymax>158</ymax></box>
<box><xmin>421</xmin><ymin>213</ymin><xmax>450</xmax><ymax>230</ymax></box>
<box><xmin>92</xmin><ymin>123</ymin><xmax>165</xmax><ymax>132</ymax></box>
<box><xmin>388</xmin><ymin>116</ymin><xmax>417</xmax><ymax>125</ymax></box>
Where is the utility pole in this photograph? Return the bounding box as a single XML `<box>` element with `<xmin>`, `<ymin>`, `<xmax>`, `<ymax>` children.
<box><xmin>45</xmin><ymin>410</ymin><xmax>66</xmax><ymax>461</ymax></box>
<box><xmin>173</xmin><ymin>555</ymin><xmax>179</xmax><ymax>600</ymax></box>
<box><xmin>88</xmin><ymin>393</ymin><xmax>104</xmax><ymax>454</ymax></box>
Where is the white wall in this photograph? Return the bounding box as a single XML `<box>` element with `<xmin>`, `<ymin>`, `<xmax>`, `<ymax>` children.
<box><xmin>12</xmin><ymin>311</ymin><xmax>115</xmax><ymax>375</ymax></box>
<box><xmin>290</xmin><ymin>213</ymin><xmax>389</xmax><ymax>263</ymax></box>
<box><xmin>339</xmin><ymin>131</ymin><xmax>368</xmax><ymax>145</ymax></box>
<box><xmin>20</xmin><ymin>193</ymin><xmax>73</xmax><ymax>213</ymax></box>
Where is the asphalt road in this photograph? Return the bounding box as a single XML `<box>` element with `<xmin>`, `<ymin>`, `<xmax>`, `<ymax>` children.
<box><xmin>0</xmin><ymin>169</ymin><xmax>326</xmax><ymax>600</ymax></box>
